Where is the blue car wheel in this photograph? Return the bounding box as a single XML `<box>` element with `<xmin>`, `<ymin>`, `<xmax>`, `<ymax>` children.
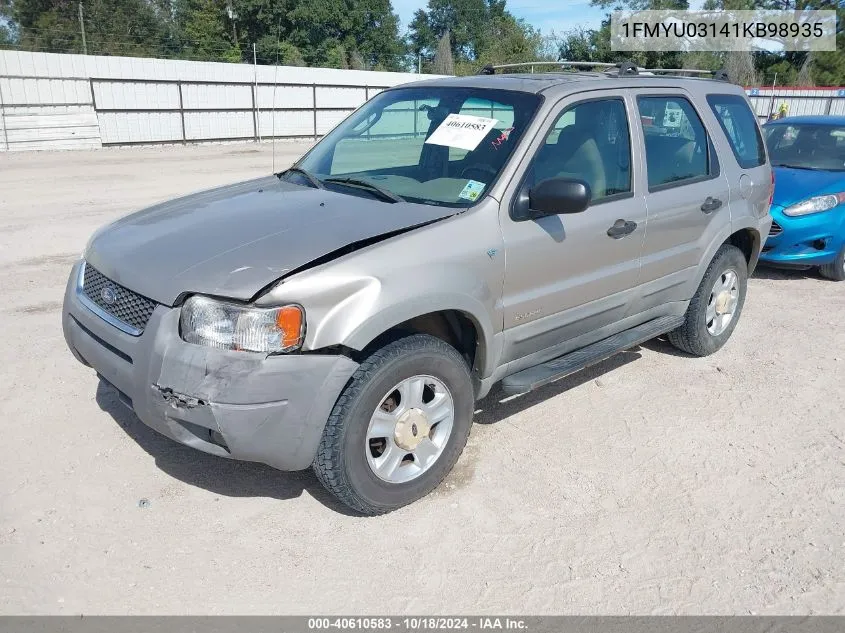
<box><xmin>819</xmin><ymin>243</ymin><xmax>845</xmax><ymax>281</ymax></box>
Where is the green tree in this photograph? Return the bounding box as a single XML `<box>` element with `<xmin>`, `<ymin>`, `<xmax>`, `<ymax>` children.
<box><xmin>426</xmin><ymin>0</ymin><xmax>488</xmax><ymax>60</ymax></box>
<box><xmin>480</xmin><ymin>14</ymin><xmax>542</xmax><ymax>62</ymax></box>
<box><xmin>0</xmin><ymin>14</ymin><xmax>16</xmax><ymax>48</ymax></box>
<box><xmin>279</xmin><ymin>0</ymin><xmax>402</xmax><ymax>69</ymax></box>
<box><xmin>808</xmin><ymin>4</ymin><xmax>845</xmax><ymax>86</ymax></box>
<box><xmin>590</xmin><ymin>0</ymin><xmax>689</xmax><ymax>9</ymax></box>
<box><xmin>0</xmin><ymin>0</ymin><xmax>15</xmax><ymax>46</ymax></box>
<box><xmin>410</xmin><ymin>0</ymin><xmax>545</xmax><ymax>72</ymax></box>
<box><xmin>407</xmin><ymin>8</ymin><xmax>433</xmax><ymax>60</ymax></box>
<box><xmin>8</xmin><ymin>0</ymin><xmax>168</xmax><ymax>56</ymax></box>
<box><xmin>173</xmin><ymin>0</ymin><xmax>241</xmax><ymax>61</ymax></box>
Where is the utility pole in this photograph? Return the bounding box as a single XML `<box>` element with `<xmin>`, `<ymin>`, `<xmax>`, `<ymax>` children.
<box><xmin>226</xmin><ymin>1</ymin><xmax>239</xmax><ymax>50</ymax></box>
<box><xmin>78</xmin><ymin>2</ymin><xmax>88</xmax><ymax>55</ymax></box>
<box><xmin>768</xmin><ymin>72</ymin><xmax>777</xmax><ymax>120</ymax></box>
<box><xmin>253</xmin><ymin>43</ymin><xmax>261</xmax><ymax>142</ymax></box>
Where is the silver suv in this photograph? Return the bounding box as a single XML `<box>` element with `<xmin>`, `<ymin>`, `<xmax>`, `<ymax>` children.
<box><xmin>63</xmin><ymin>68</ymin><xmax>772</xmax><ymax>514</ymax></box>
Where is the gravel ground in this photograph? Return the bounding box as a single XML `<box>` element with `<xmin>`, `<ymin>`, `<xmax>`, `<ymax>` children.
<box><xmin>0</xmin><ymin>143</ymin><xmax>843</xmax><ymax>615</ymax></box>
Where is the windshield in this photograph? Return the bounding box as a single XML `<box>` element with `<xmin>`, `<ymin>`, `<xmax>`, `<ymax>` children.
<box><xmin>764</xmin><ymin>123</ymin><xmax>845</xmax><ymax>172</ymax></box>
<box><xmin>292</xmin><ymin>87</ymin><xmax>542</xmax><ymax>207</ymax></box>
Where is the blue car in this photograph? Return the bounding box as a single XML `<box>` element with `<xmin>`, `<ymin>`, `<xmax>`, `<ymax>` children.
<box><xmin>761</xmin><ymin>115</ymin><xmax>845</xmax><ymax>280</ymax></box>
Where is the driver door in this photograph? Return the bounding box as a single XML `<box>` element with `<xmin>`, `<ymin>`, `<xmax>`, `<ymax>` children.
<box><xmin>498</xmin><ymin>91</ymin><xmax>647</xmax><ymax>366</ymax></box>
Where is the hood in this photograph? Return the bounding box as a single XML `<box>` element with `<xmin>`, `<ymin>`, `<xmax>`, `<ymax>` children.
<box><xmin>772</xmin><ymin>166</ymin><xmax>845</xmax><ymax>210</ymax></box>
<box><xmin>85</xmin><ymin>175</ymin><xmax>457</xmax><ymax>306</ymax></box>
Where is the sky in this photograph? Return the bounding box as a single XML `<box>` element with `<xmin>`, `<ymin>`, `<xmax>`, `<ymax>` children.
<box><xmin>392</xmin><ymin>0</ymin><xmax>709</xmax><ymax>36</ymax></box>
<box><xmin>392</xmin><ymin>0</ymin><xmax>608</xmax><ymax>34</ymax></box>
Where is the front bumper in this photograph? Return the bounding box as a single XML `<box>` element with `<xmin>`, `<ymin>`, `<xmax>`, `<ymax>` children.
<box><xmin>62</xmin><ymin>260</ymin><xmax>359</xmax><ymax>471</ymax></box>
<box><xmin>760</xmin><ymin>204</ymin><xmax>845</xmax><ymax>267</ymax></box>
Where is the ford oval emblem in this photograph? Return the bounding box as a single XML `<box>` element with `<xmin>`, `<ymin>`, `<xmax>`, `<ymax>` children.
<box><xmin>101</xmin><ymin>286</ymin><xmax>117</xmax><ymax>305</ymax></box>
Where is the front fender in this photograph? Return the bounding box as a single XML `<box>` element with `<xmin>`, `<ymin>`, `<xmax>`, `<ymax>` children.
<box><xmin>262</xmin><ymin>269</ymin><xmax>499</xmax><ymax>376</ymax></box>
<box><xmin>344</xmin><ymin>290</ymin><xmax>498</xmax><ymax>372</ymax></box>
<box><xmin>256</xmin><ymin>204</ymin><xmax>507</xmax><ymax>380</ymax></box>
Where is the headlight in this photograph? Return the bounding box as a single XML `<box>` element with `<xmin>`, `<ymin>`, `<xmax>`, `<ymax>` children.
<box><xmin>783</xmin><ymin>193</ymin><xmax>844</xmax><ymax>217</ymax></box>
<box><xmin>180</xmin><ymin>295</ymin><xmax>304</xmax><ymax>353</ymax></box>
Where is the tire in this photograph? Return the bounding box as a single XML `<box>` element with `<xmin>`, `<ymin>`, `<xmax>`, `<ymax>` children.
<box><xmin>819</xmin><ymin>244</ymin><xmax>845</xmax><ymax>281</ymax></box>
<box><xmin>668</xmin><ymin>244</ymin><xmax>748</xmax><ymax>357</ymax></box>
<box><xmin>313</xmin><ymin>333</ymin><xmax>474</xmax><ymax>515</ymax></box>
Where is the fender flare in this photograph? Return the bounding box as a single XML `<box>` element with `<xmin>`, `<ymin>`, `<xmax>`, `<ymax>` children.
<box><xmin>688</xmin><ymin>222</ymin><xmax>762</xmax><ymax>296</ymax></box>
<box><xmin>342</xmin><ymin>293</ymin><xmax>499</xmax><ymax>378</ymax></box>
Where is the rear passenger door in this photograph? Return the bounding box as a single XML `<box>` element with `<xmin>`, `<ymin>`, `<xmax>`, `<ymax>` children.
<box><xmin>705</xmin><ymin>92</ymin><xmax>771</xmax><ymax>227</ymax></box>
<box><xmin>632</xmin><ymin>90</ymin><xmax>731</xmax><ymax>312</ymax></box>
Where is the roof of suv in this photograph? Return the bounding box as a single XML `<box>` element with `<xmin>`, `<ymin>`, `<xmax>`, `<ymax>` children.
<box><xmin>400</xmin><ymin>72</ymin><xmax>745</xmax><ymax>97</ymax></box>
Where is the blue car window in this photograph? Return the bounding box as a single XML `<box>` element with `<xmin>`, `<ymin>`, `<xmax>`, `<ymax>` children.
<box><xmin>764</xmin><ymin>123</ymin><xmax>845</xmax><ymax>172</ymax></box>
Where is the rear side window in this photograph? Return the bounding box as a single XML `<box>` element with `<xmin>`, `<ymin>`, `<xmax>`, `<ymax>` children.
<box><xmin>707</xmin><ymin>94</ymin><xmax>767</xmax><ymax>169</ymax></box>
<box><xmin>637</xmin><ymin>96</ymin><xmax>711</xmax><ymax>190</ymax></box>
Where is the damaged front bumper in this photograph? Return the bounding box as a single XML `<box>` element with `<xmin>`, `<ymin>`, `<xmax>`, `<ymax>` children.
<box><xmin>62</xmin><ymin>260</ymin><xmax>359</xmax><ymax>471</ymax></box>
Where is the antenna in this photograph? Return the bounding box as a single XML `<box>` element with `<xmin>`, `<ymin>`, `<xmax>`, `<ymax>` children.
<box><xmin>272</xmin><ymin>20</ymin><xmax>281</xmax><ymax>173</ymax></box>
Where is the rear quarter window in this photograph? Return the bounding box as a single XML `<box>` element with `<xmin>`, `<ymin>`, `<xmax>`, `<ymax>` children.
<box><xmin>706</xmin><ymin>94</ymin><xmax>767</xmax><ymax>169</ymax></box>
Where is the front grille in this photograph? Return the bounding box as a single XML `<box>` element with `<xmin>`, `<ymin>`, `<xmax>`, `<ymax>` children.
<box><xmin>81</xmin><ymin>263</ymin><xmax>157</xmax><ymax>334</ymax></box>
<box><xmin>769</xmin><ymin>221</ymin><xmax>783</xmax><ymax>237</ymax></box>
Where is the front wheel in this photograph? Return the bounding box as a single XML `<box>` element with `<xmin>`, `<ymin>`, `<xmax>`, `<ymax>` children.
<box><xmin>819</xmin><ymin>244</ymin><xmax>845</xmax><ymax>281</ymax></box>
<box><xmin>668</xmin><ymin>244</ymin><xmax>748</xmax><ymax>357</ymax></box>
<box><xmin>313</xmin><ymin>334</ymin><xmax>474</xmax><ymax>515</ymax></box>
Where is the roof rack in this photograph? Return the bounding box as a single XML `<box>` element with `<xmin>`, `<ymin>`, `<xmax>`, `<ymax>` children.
<box><xmin>478</xmin><ymin>61</ymin><xmax>616</xmax><ymax>75</ymax></box>
<box><xmin>639</xmin><ymin>67</ymin><xmax>731</xmax><ymax>81</ymax></box>
<box><xmin>477</xmin><ymin>60</ymin><xmax>731</xmax><ymax>82</ymax></box>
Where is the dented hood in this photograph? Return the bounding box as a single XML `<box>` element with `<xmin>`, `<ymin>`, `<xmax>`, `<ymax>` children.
<box><xmin>84</xmin><ymin>175</ymin><xmax>456</xmax><ymax>306</ymax></box>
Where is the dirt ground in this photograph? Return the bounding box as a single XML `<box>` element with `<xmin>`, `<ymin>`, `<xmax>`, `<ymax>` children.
<box><xmin>0</xmin><ymin>143</ymin><xmax>843</xmax><ymax>615</ymax></box>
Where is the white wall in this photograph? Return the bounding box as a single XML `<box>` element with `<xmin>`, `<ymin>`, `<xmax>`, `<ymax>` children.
<box><xmin>0</xmin><ymin>50</ymin><xmax>439</xmax><ymax>151</ymax></box>
<box><xmin>746</xmin><ymin>87</ymin><xmax>845</xmax><ymax>120</ymax></box>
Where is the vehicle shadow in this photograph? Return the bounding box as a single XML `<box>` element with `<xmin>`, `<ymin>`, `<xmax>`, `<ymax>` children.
<box><xmin>95</xmin><ymin>380</ymin><xmax>358</xmax><ymax>515</ymax></box>
<box><xmin>752</xmin><ymin>264</ymin><xmax>818</xmax><ymax>281</ymax></box>
<box><xmin>640</xmin><ymin>335</ymin><xmax>693</xmax><ymax>358</ymax></box>
<box><xmin>473</xmin><ymin>349</ymin><xmax>642</xmax><ymax>425</ymax></box>
<box><xmin>95</xmin><ymin>345</ymin><xmax>666</xmax><ymax>503</ymax></box>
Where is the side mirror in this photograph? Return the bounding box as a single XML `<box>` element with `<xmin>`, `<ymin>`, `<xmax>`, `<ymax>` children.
<box><xmin>528</xmin><ymin>178</ymin><xmax>591</xmax><ymax>217</ymax></box>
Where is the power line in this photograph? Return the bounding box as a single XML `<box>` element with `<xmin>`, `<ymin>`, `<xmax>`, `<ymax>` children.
<box><xmin>0</xmin><ymin>41</ymin><xmax>409</xmax><ymax>69</ymax></box>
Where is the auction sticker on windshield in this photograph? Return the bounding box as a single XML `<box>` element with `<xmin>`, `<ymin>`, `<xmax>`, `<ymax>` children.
<box><xmin>459</xmin><ymin>180</ymin><xmax>486</xmax><ymax>201</ymax></box>
<box><xmin>425</xmin><ymin>114</ymin><xmax>498</xmax><ymax>151</ymax></box>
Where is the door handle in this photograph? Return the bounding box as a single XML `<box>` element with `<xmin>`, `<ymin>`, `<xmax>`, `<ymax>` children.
<box><xmin>701</xmin><ymin>197</ymin><xmax>723</xmax><ymax>214</ymax></box>
<box><xmin>607</xmin><ymin>219</ymin><xmax>637</xmax><ymax>239</ymax></box>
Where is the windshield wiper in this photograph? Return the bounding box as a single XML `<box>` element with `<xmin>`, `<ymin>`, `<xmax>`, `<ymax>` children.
<box><xmin>323</xmin><ymin>177</ymin><xmax>405</xmax><ymax>203</ymax></box>
<box><xmin>278</xmin><ymin>166</ymin><xmax>324</xmax><ymax>189</ymax></box>
<box><xmin>773</xmin><ymin>163</ymin><xmax>820</xmax><ymax>171</ymax></box>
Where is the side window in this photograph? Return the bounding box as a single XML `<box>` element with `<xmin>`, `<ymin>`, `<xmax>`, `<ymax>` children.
<box><xmin>707</xmin><ymin>94</ymin><xmax>766</xmax><ymax>169</ymax></box>
<box><xmin>530</xmin><ymin>98</ymin><xmax>632</xmax><ymax>202</ymax></box>
<box><xmin>638</xmin><ymin>96</ymin><xmax>711</xmax><ymax>190</ymax></box>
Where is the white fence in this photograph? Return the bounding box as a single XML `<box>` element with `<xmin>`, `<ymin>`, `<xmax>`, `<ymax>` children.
<box><xmin>746</xmin><ymin>86</ymin><xmax>845</xmax><ymax>121</ymax></box>
<box><xmin>0</xmin><ymin>50</ymin><xmax>439</xmax><ymax>151</ymax></box>
<box><xmin>2</xmin><ymin>50</ymin><xmax>843</xmax><ymax>152</ymax></box>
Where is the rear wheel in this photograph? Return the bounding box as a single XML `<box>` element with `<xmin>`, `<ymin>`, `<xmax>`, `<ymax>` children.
<box><xmin>313</xmin><ymin>334</ymin><xmax>474</xmax><ymax>515</ymax></box>
<box><xmin>668</xmin><ymin>244</ymin><xmax>748</xmax><ymax>357</ymax></box>
<box><xmin>819</xmin><ymin>244</ymin><xmax>845</xmax><ymax>281</ymax></box>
